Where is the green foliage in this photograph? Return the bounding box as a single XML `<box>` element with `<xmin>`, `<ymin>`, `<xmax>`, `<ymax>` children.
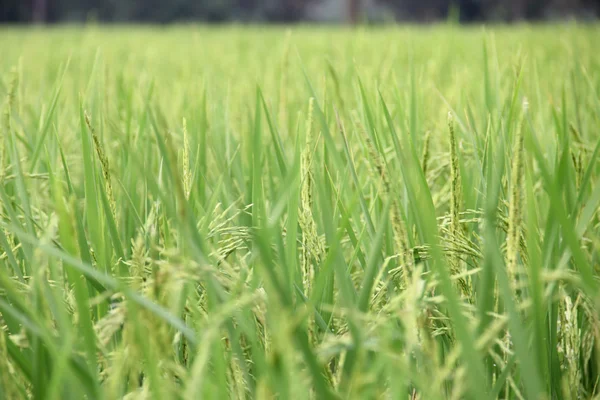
<box><xmin>0</xmin><ymin>24</ymin><xmax>600</xmax><ymax>399</ymax></box>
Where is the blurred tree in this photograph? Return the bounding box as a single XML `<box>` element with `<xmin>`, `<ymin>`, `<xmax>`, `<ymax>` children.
<box><xmin>1</xmin><ymin>0</ymin><xmax>30</xmax><ymax>22</ymax></box>
<box><xmin>379</xmin><ymin>0</ymin><xmax>449</xmax><ymax>21</ymax></box>
<box><xmin>457</xmin><ymin>0</ymin><xmax>484</xmax><ymax>21</ymax></box>
<box><xmin>258</xmin><ymin>0</ymin><xmax>311</xmax><ymax>22</ymax></box>
<box><xmin>348</xmin><ymin>0</ymin><xmax>361</xmax><ymax>23</ymax></box>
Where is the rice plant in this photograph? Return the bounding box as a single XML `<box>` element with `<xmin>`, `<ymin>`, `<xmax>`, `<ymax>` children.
<box><xmin>0</xmin><ymin>24</ymin><xmax>599</xmax><ymax>399</ymax></box>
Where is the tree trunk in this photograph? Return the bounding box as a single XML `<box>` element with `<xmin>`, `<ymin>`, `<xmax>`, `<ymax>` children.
<box><xmin>347</xmin><ymin>0</ymin><xmax>360</xmax><ymax>24</ymax></box>
<box><xmin>32</xmin><ymin>0</ymin><xmax>47</xmax><ymax>23</ymax></box>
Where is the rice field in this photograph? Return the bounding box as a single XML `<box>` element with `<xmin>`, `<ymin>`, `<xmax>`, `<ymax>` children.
<box><xmin>0</xmin><ymin>24</ymin><xmax>599</xmax><ymax>399</ymax></box>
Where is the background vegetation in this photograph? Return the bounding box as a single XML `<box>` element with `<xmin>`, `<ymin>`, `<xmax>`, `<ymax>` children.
<box><xmin>0</xmin><ymin>24</ymin><xmax>599</xmax><ymax>399</ymax></box>
<box><xmin>2</xmin><ymin>0</ymin><xmax>600</xmax><ymax>23</ymax></box>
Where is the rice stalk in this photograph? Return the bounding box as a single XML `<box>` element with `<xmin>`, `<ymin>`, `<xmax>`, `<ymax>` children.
<box><xmin>504</xmin><ymin>101</ymin><xmax>529</xmax><ymax>400</ymax></box>
<box><xmin>559</xmin><ymin>292</ymin><xmax>582</xmax><ymax>399</ymax></box>
<box><xmin>85</xmin><ymin>111</ymin><xmax>118</xmax><ymax>225</ymax></box>
<box><xmin>299</xmin><ymin>97</ymin><xmax>323</xmax><ymax>297</ymax></box>
<box><xmin>506</xmin><ymin>100</ymin><xmax>528</xmax><ymax>295</ymax></box>
<box><xmin>2</xmin><ymin>67</ymin><xmax>18</xmax><ymax>180</ymax></box>
<box><xmin>571</xmin><ymin>150</ymin><xmax>583</xmax><ymax>190</ymax></box>
<box><xmin>447</xmin><ymin>112</ymin><xmax>471</xmax><ymax>300</ymax></box>
<box><xmin>357</xmin><ymin>116</ymin><xmax>411</xmax><ymax>289</ymax></box>
<box><xmin>182</xmin><ymin>117</ymin><xmax>192</xmax><ymax>199</ymax></box>
<box><xmin>421</xmin><ymin>130</ymin><xmax>431</xmax><ymax>178</ymax></box>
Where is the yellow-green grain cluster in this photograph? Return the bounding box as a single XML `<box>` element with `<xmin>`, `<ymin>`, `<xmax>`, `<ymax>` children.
<box><xmin>299</xmin><ymin>97</ymin><xmax>323</xmax><ymax>297</ymax></box>
<box><xmin>85</xmin><ymin>111</ymin><xmax>118</xmax><ymax>225</ymax></box>
<box><xmin>447</xmin><ymin>112</ymin><xmax>471</xmax><ymax>300</ymax></box>
<box><xmin>182</xmin><ymin>117</ymin><xmax>192</xmax><ymax>199</ymax></box>
<box><xmin>505</xmin><ymin>100</ymin><xmax>527</xmax><ymax>293</ymax></box>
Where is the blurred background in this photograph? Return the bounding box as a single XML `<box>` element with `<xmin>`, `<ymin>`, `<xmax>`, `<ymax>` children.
<box><xmin>1</xmin><ymin>0</ymin><xmax>599</xmax><ymax>24</ymax></box>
